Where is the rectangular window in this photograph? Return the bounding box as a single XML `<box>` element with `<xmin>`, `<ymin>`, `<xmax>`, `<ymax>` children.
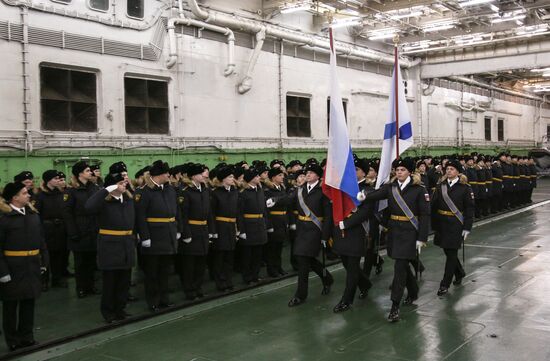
<box><xmin>40</xmin><ymin>66</ymin><xmax>97</xmax><ymax>132</ymax></box>
<box><xmin>327</xmin><ymin>97</ymin><xmax>347</xmax><ymax>134</ymax></box>
<box><xmin>124</xmin><ymin>77</ymin><xmax>169</xmax><ymax>134</ymax></box>
<box><xmin>497</xmin><ymin>118</ymin><xmax>504</xmax><ymax>141</ymax></box>
<box><xmin>484</xmin><ymin>116</ymin><xmax>492</xmax><ymax>141</ymax></box>
<box><xmin>89</xmin><ymin>0</ymin><xmax>109</xmax><ymax>11</ymax></box>
<box><xmin>286</xmin><ymin>95</ymin><xmax>311</xmax><ymax>137</ymax></box>
<box><xmin>547</xmin><ymin>125</ymin><xmax>550</xmax><ymax>140</ymax></box>
<box><xmin>127</xmin><ymin>0</ymin><xmax>144</xmax><ymax>18</ymax></box>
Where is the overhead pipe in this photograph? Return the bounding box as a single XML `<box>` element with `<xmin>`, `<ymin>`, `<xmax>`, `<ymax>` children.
<box><xmin>238</xmin><ymin>27</ymin><xmax>266</xmax><ymax>94</ymax></box>
<box><xmin>166</xmin><ymin>1</ymin><xmax>235</xmax><ymax>74</ymax></box>
<box><xmin>449</xmin><ymin>76</ymin><xmax>543</xmax><ymax>101</ymax></box>
<box><xmin>186</xmin><ymin>0</ymin><xmax>412</xmax><ymax>67</ymax></box>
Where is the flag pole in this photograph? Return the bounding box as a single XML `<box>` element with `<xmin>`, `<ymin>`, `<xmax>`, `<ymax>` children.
<box><xmin>393</xmin><ymin>36</ymin><xmax>400</xmax><ymax>160</ymax></box>
<box><xmin>329</xmin><ymin>26</ymin><xmax>345</xmax><ymax>239</ymax></box>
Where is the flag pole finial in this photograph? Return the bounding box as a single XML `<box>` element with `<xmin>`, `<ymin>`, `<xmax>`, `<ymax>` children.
<box><xmin>393</xmin><ymin>34</ymin><xmax>400</xmax><ymax>46</ymax></box>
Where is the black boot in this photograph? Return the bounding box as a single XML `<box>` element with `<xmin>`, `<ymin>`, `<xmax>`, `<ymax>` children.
<box><xmin>387</xmin><ymin>303</ymin><xmax>400</xmax><ymax>322</ymax></box>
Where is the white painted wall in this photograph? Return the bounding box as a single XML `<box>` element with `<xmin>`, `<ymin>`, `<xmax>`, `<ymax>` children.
<box><xmin>0</xmin><ymin>0</ymin><xmax>548</xmax><ymax>152</ymax></box>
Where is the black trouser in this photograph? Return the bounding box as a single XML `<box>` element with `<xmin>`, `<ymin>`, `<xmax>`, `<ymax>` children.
<box><xmin>295</xmin><ymin>255</ymin><xmax>332</xmax><ymax>300</ymax></box>
<box><xmin>441</xmin><ymin>248</ymin><xmax>465</xmax><ymax>288</ymax></box>
<box><xmin>3</xmin><ymin>299</ymin><xmax>35</xmax><ymax>347</ymax></box>
<box><xmin>391</xmin><ymin>259</ymin><xmax>418</xmax><ymax>305</ymax></box>
<box><xmin>363</xmin><ymin>246</ymin><xmax>377</xmax><ymax>278</ymax></box>
<box><xmin>180</xmin><ymin>255</ymin><xmax>207</xmax><ymax>298</ymax></box>
<box><xmin>528</xmin><ymin>188</ymin><xmax>534</xmax><ymax>203</ymax></box>
<box><xmin>265</xmin><ymin>239</ymin><xmax>284</xmax><ymax>276</ymax></box>
<box><xmin>44</xmin><ymin>249</ymin><xmax>66</xmax><ymax>286</ymax></box>
<box><xmin>491</xmin><ymin>194</ymin><xmax>502</xmax><ymax>213</ymax></box>
<box><xmin>503</xmin><ymin>191</ymin><xmax>513</xmax><ymax>208</ymax></box>
<box><xmin>341</xmin><ymin>255</ymin><xmax>371</xmax><ymax>304</ymax></box>
<box><xmin>241</xmin><ymin>245</ymin><xmax>263</xmax><ymax>283</ymax></box>
<box><xmin>212</xmin><ymin>250</ymin><xmax>234</xmax><ymax>290</ymax></box>
<box><xmin>101</xmin><ymin>269</ymin><xmax>131</xmax><ymax>320</ymax></box>
<box><xmin>288</xmin><ymin>230</ymin><xmax>299</xmax><ymax>271</ymax></box>
<box><xmin>74</xmin><ymin>251</ymin><xmax>96</xmax><ymax>293</ymax></box>
<box><xmin>142</xmin><ymin>254</ymin><xmax>172</xmax><ymax>308</ymax></box>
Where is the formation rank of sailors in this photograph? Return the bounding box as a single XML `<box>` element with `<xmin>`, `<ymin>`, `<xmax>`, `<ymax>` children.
<box><xmin>0</xmin><ymin>152</ymin><xmax>539</xmax><ymax>349</ymax></box>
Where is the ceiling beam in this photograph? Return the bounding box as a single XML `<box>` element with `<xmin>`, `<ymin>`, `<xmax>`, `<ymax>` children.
<box><xmin>420</xmin><ymin>50</ymin><xmax>550</xmax><ymax>78</ymax></box>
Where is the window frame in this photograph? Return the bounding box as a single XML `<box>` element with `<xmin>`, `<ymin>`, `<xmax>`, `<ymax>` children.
<box><xmin>123</xmin><ymin>75</ymin><xmax>170</xmax><ymax>135</ymax></box>
<box><xmin>286</xmin><ymin>94</ymin><xmax>312</xmax><ymax>138</ymax></box>
<box><xmin>126</xmin><ymin>0</ymin><xmax>145</xmax><ymax>20</ymax></box>
<box><xmin>39</xmin><ymin>63</ymin><xmax>99</xmax><ymax>133</ymax></box>
<box><xmin>484</xmin><ymin>116</ymin><xmax>492</xmax><ymax>141</ymax></box>
<box><xmin>497</xmin><ymin>118</ymin><xmax>504</xmax><ymax>142</ymax></box>
<box><xmin>87</xmin><ymin>0</ymin><xmax>109</xmax><ymax>13</ymax></box>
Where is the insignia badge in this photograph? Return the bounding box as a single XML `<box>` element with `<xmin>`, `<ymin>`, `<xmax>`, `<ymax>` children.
<box><xmin>63</xmin><ymin>194</ymin><xmax>69</xmax><ymax>202</ymax></box>
<box><xmin>178</xmin><ymin>196</ymin><xmax>184</xmax><ymax>204</ymax></box>
<box><xmin>424</xmin><ymin>193</ymin><xmax>430</xmax><ymax>202</ymax></box>
<box><xmin>135</xmin><ymin>194</ymin><xmax>141</xmax><ymax>202</ymax></box>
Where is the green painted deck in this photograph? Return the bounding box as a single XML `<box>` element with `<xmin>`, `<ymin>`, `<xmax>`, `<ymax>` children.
<box><xmin>6</xmin><ymin>180</ymin><xmax>550</xmax><ymax>361</ymax></box>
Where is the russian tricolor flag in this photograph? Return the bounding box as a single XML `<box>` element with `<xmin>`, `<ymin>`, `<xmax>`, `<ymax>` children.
<box><xmin>322</xmin><ymin>28</ymin><xmax>360</xmax><ymax>225</ymax></box>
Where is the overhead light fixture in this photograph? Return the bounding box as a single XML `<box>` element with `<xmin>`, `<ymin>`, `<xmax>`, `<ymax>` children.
<box><xmin>490</xmin><ymin>4</ymin><xmax>500</xmax><ymax>12</ymax></box>
<box><xmin>330</xmin><ymin>18</ymin><xmax>362</xmax><ymax>28</ymax></box>
<box><xmin>543</xmin><ymin>73</ymin><xmax>550</xmax><ymax>77</ymax></box>
<box><xmin>423</xmin><ymin>23</ymin><xmax>455</xmax><ymax>32</ymax></box>
<box><xmin>459</xmin><ymin>0</ymin><xmax>495</xmax><ymax>7</ymax></box>
<box><xmin>531</xmin><ymin>68</ymin><xmax>550</xmax><ymax>73</ymax></box>
<box><xmin>491</xmin><ymin>14</ymin><xmax>526</xmax><ymax>23</ymax></box>
<box><xmin>389</xmin><ymin>11</ymin><xmax>423</xmax><ymax>20</ymax></box>
<box><xmin>368</xmin><ymin>32</ymin><xmax>397</xmax><ymax>40</ymax></box>
<box><xmin>280</xmin><ymin>4</ymin><xmax>311</xmax><ymax>14</ymax></box>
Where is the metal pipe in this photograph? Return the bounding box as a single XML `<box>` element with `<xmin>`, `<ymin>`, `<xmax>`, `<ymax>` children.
<box><xmin>166</xmin><ymin>8</ymin><xmax>235</xmax><ymax>75</ymax></box>
<box><xmin>449</xmin><ymin>76</ymin><xmax>542</xmax><ymax>101</ymax></box>
<box><xmin>237</xmin><ymin>27</ymin><xmax>266</xmax><ymax>94</ymax></box>
<box><xmin>20</xmin><ymin>5</ymin><xmax>31</xmax><ymax>155</ymax></box>
<box><xmin>185</xmin><ymin>0</ymin><xmax>412</xmax><ymax>67</ymax></box>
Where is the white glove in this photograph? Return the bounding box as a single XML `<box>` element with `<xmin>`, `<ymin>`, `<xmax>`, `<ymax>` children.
<box><xmin>210</xmin><ymin>233</ymin><xmax>218</xmax><ymax>239</ymax></box>
<box><xmin>105</xmin><ymin>185</ymin><xmax>118</xmax><ymax>193</ymax></box>
<box><xmin>141</xmin><ymin>239</ymin><xmax>151</xmax><ymax>248</ymax></box>
<box><xmin>239</xmin><ymin>233</ymin><xmax>247</xmax><ymax>240</ymax></box>
<box><xmin>338</xmin><ymin>221</ymin><xmax>345</xmax><ymax>230</ymax></box>
<box><xmin>321</xmin><ymin>240</ymin><xmax>327</xmax><ymax>248</ymax></box>
<box><xmin>357</xmin><ymin>190</ymin><xmax>366</xmax><ymax>201</ymax></box>
<box><xmin>182</xmin><ymin>237</ymin><xmax>192</xmax><ymax>243</ymax></box>
<box><xmin>289</xmin><ymin>224</ymin><xmax>296</xmax><ymax>231</ymax></box>
<box><xmin>0</xmin><ymin>274</ymin><xmax>11</xmax><ymax>283</ymax></box>
<box><xmin>416</xmin><ymin>241</ymin><xmax>426</xmax><ymax>254</ymax></box>
<box><xmin>40</xmin><ymin>267</ymin><xmax>47</xmax><ymax>274</ymax></box>
<box><xmin>267</xmin><ymin>228</ymin><xmax>274</xmax><ymax>233</ymax></box>
<box><xmin>176</xmin><ymin>232</ymin><xmax>181</xmax><ymax>240</ymax></box>
<box><xmin>462</xmin><ymin>230</ymin><xmax>470</xmax><ymax>240</ymax></box>
<box><xmin>266</xmin><ymin>198</ymin><xmax>276</xmax><ymax>208</ymax></box>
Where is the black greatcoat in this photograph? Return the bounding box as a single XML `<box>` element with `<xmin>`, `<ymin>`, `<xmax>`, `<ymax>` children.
<box><xmin>63</xmin><ymin>181</ymin><xmax>100</xmax><ymax>252</ymax></box>
<box><xmin>292</xmin><ymin>182</ymin><xmax>332</xmax><ymax>258</ymax></box>
<box><xmin>431</xmin><ymin>176</ymin><xmax>475</xmax><ymax>249</ymax></box>
<box><xmin>491</xmin><ymin>163</ymin><xmax>504</xmax><ymax>196</ymax></box>
<box><xmin>362</xmin><ymin>176</ymin><xmax>430</xmax><ymax>260</ymax></box>
<box><xmin>264</xmin><ymin>181</ymin><xmax>293</xmax><ymax>243</ymax></box>
<box><xmin>332</xmin><ymin>201</ymin><xmax>372</xmax><ymax>257</ymax></box>
<box><xmin>465</xmin><ymin>166</ymin><xmax>479</xmax><ymax>198</ymax></box>
<box><xmin>85</xmin><ymin>189</ymin><xmax>136</xmax><ymax>270</ymax></box>
<box><xmin>237</xmin><ymin>186</ymin><xmax>268</xmax><ymax>246</ymax></box>
<box><xmin>135</xmin><ymin>182</ymin><xmax>182</xmax><ymax>255</ymax></box>
<box><xmin>211</xmin><ymin>186</ymin><xmax>239</xmax><ymax>251</ymax></box>
<box><xmin>179</xmin><ymin>183</ymin><xmax>213</xmax><ymax>256</ymax></box>
<box><xmin>0</xmin><ymin>204</ymin><xmax>49</xmax><ymax>301</ymax></box>
<box><xmin>35</xmin><ymin>186</ymin><xmax>66</xmax><ymax>251</ymax></box>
